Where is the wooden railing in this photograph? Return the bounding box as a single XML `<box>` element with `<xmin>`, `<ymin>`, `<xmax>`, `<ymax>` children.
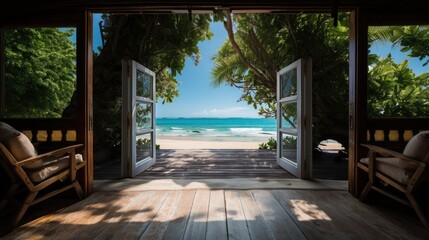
<box><xmin>1</xmin><ymin>118</ymin><xmax>79</xmax><ymax>152</ymax></box>
<box><xmin>366</xmin><ymin>117</ymin><xmax>429</xmax><ymax>152</ymax></box>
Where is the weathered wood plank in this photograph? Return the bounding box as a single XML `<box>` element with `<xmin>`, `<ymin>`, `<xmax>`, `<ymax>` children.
<box><xmin>333</xmin><ymin>191</ymin><xmax>425</xmax><ymax>239</ymax></box>
<box><xmin>239</xmin><ymin>190</ymin><xmax>272</xmax><ymax>240</ymax></box>
<box><xmin>92</xmin><ymin>191</ymin><xmax>160</xmax><ymax>240</ymax></box>
<box><xmin>109</xmin><ymin>191</ymin><xmax>170</xmax><ymax>240</ymax></box>
<box><xmin>71</xmin><ymin>192</ymin><xmax>143</xmax><ymax>240</ymax></box>
<box><xmin>3</xmin><ymin>192</ymin><xmax>107</xmax><ymax>240</ymax></box>
<box><xmin>224</xmin><ymin>190</ymin><xmax>251</xmax><ymax>240</ymax></box>
<box><xmin>161</xmin><ymin>190</ymin><xmax>196</xmax><ymax>240</ymax></box>
<box><xmin>138</xmin><ymin>191</ymin><xmax>183</xmax><ymax>240</ymax></box>
<box><xmin>206</xmin><ymin>190</ymin><xmax>227</xmax><ymax>240</ymax></box>
<box><xmin>252</xmin><ymin>190</ymin><xmax>306</xmax><ymax>240</ymax></box>
<box><xmin>41</xmin><ymin>192</ymin><xmax>137</xmax><ymax>240</ymax></box>
<box><xmin>4</xmin><ymin>189</ymin><xmax>429</xmax><ymax>240</ymax></box>
<box><xmin>135</xmin><ymin>174</ymin><xmax>292</xmax><ymax>179</ymax></box>
<box><xmin>95</xmin><ymin>149</ymin><xmax>347</xmax><ymax>181</ymax></box>
<box><xmin>272</xmin><ymin>190</ymin><xmax>418</xmax><ymax>240</ymax></box>
<box><xmin>272</xmin><ymin>190</ymin><xmax>340</xmax><ymax>240</ymax></box>
<box><xmin>183</xmin><ymin>190</ymin><xmax>210</xmax><ymax>240</ymax></box>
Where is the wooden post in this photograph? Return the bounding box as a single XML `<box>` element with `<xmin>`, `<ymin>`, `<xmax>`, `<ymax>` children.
<box><xmin>86</xmin><ymin>11</ymin><xmax>94</xmax><ymax>194</ymax></box>
<box><xmin>348</xmin><ymin>8</ymin><xmax>368</xmax><ymax>197</ymax></box>
<box><xmin>77</xmin><ymin>10</ymin><xmax>93</xmax><ymax>195</ymax></box>
<box><xmin>0</xmin><ymin>28</ymin><xmax>5</xmax><ymax>118</ymax></box>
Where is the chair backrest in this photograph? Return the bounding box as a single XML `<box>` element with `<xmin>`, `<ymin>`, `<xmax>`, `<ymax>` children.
<box><xmin>0</xmin><ymin>122</ymin><xmax>39</xmax><ymax>167</ymax></box>
<box><xmin>403</xmin><ymin>130</ymin><xmax>429</xmax><ymax>163</ymax></box>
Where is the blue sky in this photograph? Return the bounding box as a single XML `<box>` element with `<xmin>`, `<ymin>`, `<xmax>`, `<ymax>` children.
<box><xmin>93</xmin><ymin>14</ymin><xmax>261</xmax><ymax>118</ymax></box>
<box><xmin>156</xmin><ymin>21</ymin><xmax>261</xmax><ymax>118</ymax></box>
<box><xmin>370</xmin><ymin>41</ymin><xmax>428</xmax><ymax>75</ymax></box>
<box><xmin>92</xmin><ymin>14</ymin><xmax>428</xmax><ymax>118</ymax></box>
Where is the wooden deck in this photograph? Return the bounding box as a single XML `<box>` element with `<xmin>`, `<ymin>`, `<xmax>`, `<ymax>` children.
<box><xmin>3</xmin><ymin>186</ymin><xmax>428</xmax><ymax>239</ymax></box>
<box><xmin>95</xmin><ymin>149</ymin><xmax>348</xmax><ymax>180</ymax></box>
<box><xmin>139</xmin><ymin>149</ymin><xmax>294</xmax><ymax>179</ymax></box>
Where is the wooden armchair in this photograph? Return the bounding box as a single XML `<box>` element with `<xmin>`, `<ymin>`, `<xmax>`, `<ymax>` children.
<box><xmin>358</xmin><ymin>130</ymin><xmax>429</xmax><ymax>228</ymax></box>
<box><xmin>0</xmin><ymin>122</ymin><xmax>86</xmax><ymax>228</ymax></box>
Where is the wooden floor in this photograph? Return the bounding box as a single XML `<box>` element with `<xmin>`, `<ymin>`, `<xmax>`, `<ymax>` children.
<box><xmin>139</xmin><ymin>149</ymin><xmax>294</xmax><ymax>179</ymax></box>
<box><xmin>4</xmin><ymin>188</ymin><xmax>428</xmax><ymax>239</ymax></box>
<box><xmin>95</xmin><ymin>149</ymin><xmax>348</xmax><ymax>180</ymax></box>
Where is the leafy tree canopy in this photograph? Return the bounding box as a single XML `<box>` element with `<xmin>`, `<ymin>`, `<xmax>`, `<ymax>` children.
<box><xmin>93</xmin><ymin>14</ymin><xmax>212</xmax><ymax>155</ymax></box>
<box><xmin>4</xmin><ymin>28</ymin><xmax>76</xmax><ymax>118</ymax></box>
<box><xmin>212</xmin><ymin>12</ymin><xmax>350</xmax><ymax>147</ymax></box>
<box><xmin>212</xmin><ymin>13</ymin><xmax>429</xmax><ymax>148</ymax></box>
<box><xmin>368</xmin><ymin>26</ymin><xmax>429</xmax><ymax>117</ymax></box>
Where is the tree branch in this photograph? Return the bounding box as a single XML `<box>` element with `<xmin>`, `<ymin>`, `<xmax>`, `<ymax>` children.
<box><xmin>247</xmin><ymin>29</ymin><xmax>277</xmax><ymax>89</ymax></box>
<box><xmin>285</xmin><ymin>15</ymin><xmax>299</xmax><ymax>56</ymax></box>
<box><xmin>223</xmin><ymin>11</ymin><xmax>270</xmax><ymax>84</ymax></box>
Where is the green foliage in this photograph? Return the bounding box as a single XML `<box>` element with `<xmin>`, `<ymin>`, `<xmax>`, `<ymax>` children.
<box><xmin>368</xmin><ymin>26</ymin><xmax>429</xmax><ymax>117</ymax></box>
<box><xmin>93</xmin><ymin>14</ymin><xmax>212</xmax><ymax>156</ymax></box>
<box><xmin>212</xmin><ymin>13</ymin><xmax>350</xmax><ymax>147</ymax></box>
<box><xmin>258</xmin><ymin>136</ymin><xmax>297</xmax><ymax>150</ymax></box>
<box><xmin>282</xmin><ymin>135</ymin><xmax>297</xmax><ymax>149</ymax></box>
<box><xmin>258</xmin><ymin>137</ymin><xmax>277</xmax><ymax>150</ymax></box>
<box><xmin>368</xmin><ymin>55</ymin><xmax>429</xmax><ymax>117</ymax></box>
<box><xmin>390</xmin><ymin>26</ymin><xmax>429</xmax><ymax>66</ymax></box>
<box><xmin>4</xmin><ymin>28</ymin><xmax>76</xmax><ymax>118</ymax></box>
<box><xmin>136</xmin><ymin>138</ymin><xmax>151</xmax><ymax>148</ymax></box>
<box><xmin>136</xmin><ymin>138</ymin><xmax>160</xmax><ymax>150</ymax></box>
<box><xmin>213</xmin><ymin>14</ymin><xmax>429</xmax><ymax>148</ymax></box>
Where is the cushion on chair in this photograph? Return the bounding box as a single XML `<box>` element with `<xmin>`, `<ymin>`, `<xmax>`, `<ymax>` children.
<box><xmin>0</xmin><ymin>122</ymin><xmax>20</xmax><ymax>144</ymax></box>
<box><xmin>403</xmin><ymin>130</ymin><xmax>429</xmax><ymax>162</ymax></box>
<box><xmin>360</xmin><ymin>157</ymin><xmax>417</xmax><ymax>185</ymax></box>
<box><xmin>7</xmin><ymin>132</ymin><xmax>41</xmax><ymax>168</ymax></box>
<box><xmin>27</xmin><ymin>154</ymin><xmax>84</xmax><ymax>182</ymax></box>
<box><xmin>0</xmin><ymin>122</ymin><xmax>43</xmax><ymax>168</ymax></box>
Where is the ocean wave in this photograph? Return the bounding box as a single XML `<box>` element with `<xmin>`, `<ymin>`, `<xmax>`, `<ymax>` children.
<box><xmin>205</xmin><ymin>129</ymin><xmax>216</xmax><ymax>132</ymax></box>
<box><xmin>229</xmin><ymin>128</ymin><xmax>263</xmax><ymax>132</ymax></box>
<box><xmin>171</xmin><ymin>127</ymin><xmax>183</xmax><ymax>130</ymax></box>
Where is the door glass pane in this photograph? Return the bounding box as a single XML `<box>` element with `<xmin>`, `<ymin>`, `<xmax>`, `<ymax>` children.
<box><xmin>281</xmin><ymin>132</ymin><xmax>297</xmax><ymax>163</ymax></box>
<box><xmin>136</xmin><ymin>103</ymin><xmax>152</xmax><ymax>130</ymax></box>
<box><xmin>280</xmin><ymin>102</ymin><xmax>298</xmax><ymax>134</ymax></box>
<box><xmin>137</xmin><ymin>70</ymin><xmax>153</xmax><ymax>99</ymax></box>
<box><xmin>280</xmin><ymin>68</ymin><xmax>297</xmax><ymax>98</ymax></box>
<box><xmin>136</xmin><ymin>133</ymin><xmax>152</xmax><ymax>162</ymax></box>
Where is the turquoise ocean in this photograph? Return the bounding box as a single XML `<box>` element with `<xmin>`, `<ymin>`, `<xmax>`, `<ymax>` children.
<box><xmin>156</xmin><ymin>118</ymin><xmax>277</xmax><ymax>139</ymax></box>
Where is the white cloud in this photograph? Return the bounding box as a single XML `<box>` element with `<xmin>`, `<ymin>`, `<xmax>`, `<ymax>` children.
<box><xmin>191</xmin><ymin>107</ymin><xmax>261</xmax><ymax>118</ymax></box>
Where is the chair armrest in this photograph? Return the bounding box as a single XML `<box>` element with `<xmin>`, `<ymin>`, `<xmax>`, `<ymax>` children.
<box><xmin>14</xmin><ymin>144</ymin><xmax>84</xmax><ymax>167</ymax></box>
<box><xmin>361</xmin><ymin>144</ymin><xmax>424</xmax><ymax>167</ymax></box>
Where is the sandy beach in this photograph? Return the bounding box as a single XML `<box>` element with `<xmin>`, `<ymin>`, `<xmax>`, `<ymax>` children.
<box><xmin>157</xmin><ymin>136</ymin><xmax>270</xmax><ymax>149</ymax></box>
<box><xmin>156</xmin><ymin>136</ymin><xmax>344</xmax><ymax>150</ymax></box>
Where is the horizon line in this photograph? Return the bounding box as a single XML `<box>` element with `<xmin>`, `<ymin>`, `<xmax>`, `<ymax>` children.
<box><xmin>156</xmin><ymin>116</ymin><xmax>272</xmax><ymax>119</ymax></box>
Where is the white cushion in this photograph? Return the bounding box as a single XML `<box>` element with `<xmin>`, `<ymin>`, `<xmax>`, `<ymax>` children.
<box><xmin>360</xmin><ymin>157</ymin><xmax>417</xmax><ymax>185</ymax></box>
<box><xmin>27</xmin><ymin>154</ymin><xmax>84</xmax><ymax>182</ymax></box>
<box><xmin>403</xmin><ymin>130</ymin><xmax>429</xmax><ymax>162</ymax></box>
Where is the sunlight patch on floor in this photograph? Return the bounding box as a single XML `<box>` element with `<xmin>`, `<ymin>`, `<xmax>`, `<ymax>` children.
<box><xmin>290</xmin><ymin>199</ymin><xmax>331</xmax><ymax>221</ymax></box>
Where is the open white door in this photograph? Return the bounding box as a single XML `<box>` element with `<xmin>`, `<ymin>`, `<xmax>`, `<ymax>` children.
<box><xmin>277</xmin><ymin>58</ymin><xmax>312</xmax><ymax>178</ymax></box>
<box><xmin>122</xmin><ymin>59</ymin><xmax>156</xmax><ymax>178</ymax></box>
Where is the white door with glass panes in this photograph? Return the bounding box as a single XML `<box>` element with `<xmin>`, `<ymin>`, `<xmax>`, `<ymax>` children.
<box><xmin>122</xmin><ymin>59</ymin><xmax>156</xmax><ymax>177</ymax></box>
<box><xmin>277</xmin><ymin>58</ymin><xmax>312</xmax><ymax>178</ymax></box>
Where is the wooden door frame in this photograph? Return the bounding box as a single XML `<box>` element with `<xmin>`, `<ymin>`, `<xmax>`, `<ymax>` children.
<box><xmin>0</xmin><ymin>0</ymin><xmax>427</xmax><ymax>198</ymax></box>
<box><xmin>0</xmin><ymin>11</ymin><xmax>93</xmax><ymax>195</ymax></box>
<box><xmin>0</xmin><ymin>6</ymin><xmax>361</xmax><ymax>195</ymax></box>
<box><xmin>79</xmin><ymin>11</ymin><xmax>94</xmax><ymax>194</ymax></box>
